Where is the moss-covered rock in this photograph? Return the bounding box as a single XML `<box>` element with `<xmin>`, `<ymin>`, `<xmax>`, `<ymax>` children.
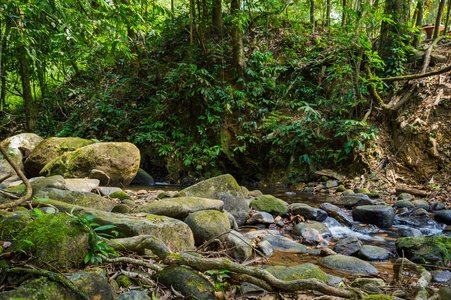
<box><xmin>364</xmin><ymin>295</ymin><xmax>394</xmax><ymax>300</ymax></box>
<box><xmin>109</xmin><ymin>190</ymin><xmax>132</xmax><ymax>200</ymax></box>
<box><xmin>35</xmin><ymin>188</ymin><xmax>115</xmax><ymax>211</ymax></box>
<box><xmin>5</xmin><ymin>175</ymin><xmax>66</xmax><ymax>197</ymax></box>
<box><xmin>135</xmin><ymin>197</ymin><xmax>224</xmax><ymax>220</ymax></box>
<box><xmin>184</xmin><ymin>210</ymin><xmax>231</xmax><ymax>246</ymax></box>
<box><xmin>320</xmin><ymin>254</ymin><xmax>378</xmax><ymax>274</ymax></box>
<box><xmin>115</xmin><ymin>274</ymin><xmax>139</xmax><ymax>288</ymax></box>
<box><xmin>24</xmin><ymin>137</ymin><xmax>95</xmax><ymax>177</ymax></box>
<box><xmin>336</xmin><ymin>185</ymin><xmax>346</xmax><ymax>192</ymax></box>
<box><xmin>40</xmin><ymin>142</ymin><xmax>140</xmax><ymax>187</ymax></box>
<box><xmin>151</xmin><ymin>266</ymin><xmax>216</xmax><ymax>300</ymax></box>
<box><xmin>0</xmin><ymin>211</ymin><xmax>32</xmax><ymax>241</ymax></box>
<box><xmin>250</xmin><ymin>195</ymin><xmax>288</xmax><ymax>216</ymax></box>
<box><xmin>176</xmin><ymin>174</ymin><xmax>249</xmax><ymax>226</ymax></box>
<box><xmin>10</xmin><ymin>213</ymin><xmax>89</xmax><ymax>271</ymax></box>
<box><xmin>395</xmin><ymin>235</ymin><xmax>451</xmax><ymax>266</ymax></box>
<box><xmin>265</xmin><ymin>263</ymin><xmax>328</xmax><ymax>282</ymax></box>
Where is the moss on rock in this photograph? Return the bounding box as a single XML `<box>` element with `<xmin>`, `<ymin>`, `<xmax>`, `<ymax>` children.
<box><xmin>250</xmin><ymin>195</ymin><xmax>288</xmax><ymax>216</ymax></box>
<box><xmin>265</xmin><ymin>263</ymin><xmax>328</xmax><ymax>282</ymax></box>
<box><xmin>109</xmin><ymin>191</ymin><xmax>132</xmax><ymax>200</ymax></box>
<box><xmin>396</xmin><ymin>235</ymin><xmax>451</xmax><ymax>266</ymax></box>
<box><xmin>0</xmin><ymin>211</ymin><xmax>32</xmax><ymax>241</ymax></box>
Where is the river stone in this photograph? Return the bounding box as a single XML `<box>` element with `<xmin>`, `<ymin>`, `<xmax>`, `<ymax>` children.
<box><xmin>292</xmin><ymin>221</ymin><xmax>332</xmax><ymax>238</ymax></box>
<box><xmin>242</xmin><ymin>229</ymin><xmax>282</xmax><ymax>240</ymax></box>
<box><xmin>250</xmin><ymin>195</ymin><xmax>288</xmax><ymax>216</ymax></box>
<box><xmin>0</xmin><ymin>268</ymin><xmax>114</xmax><ymax>300</ymax></box>
<box><xmin>35</xmin><ymin>188</ymin><xmax>115</xmax><ymax>211</ymax></box>
<box><xmin>320</xmin><ymin>255</ymin><xmax>378</xmax><ymax>274</ymax></box>
<box><xmin>413</xmin><ymin>208</ymin><xmax>429</xmax><ymax>217</ymax></box>
<box><xmin>130</xmin><ymin>168</ymin><xmax>154</xmax><ymax>186</ymax></box>
<box><xmin>247</xmin><ymin>211</ymin><xmax>275</xmax><ymax>224</ymax></box>
<box><xmin>330</xmin><ymin>193</ymin><xmax>372</xmax><ymax>208</ymax></box>
<box><xmin>336</xmin><ymin>184</ymin><xmax>346</xmax><ymax>192</ymax></box>
<box><xmin>398</xmin><ymin>193</ymin><xmax>414</xmax><ymax>200</ymax></box>
<box><xmin>300</xmin><ymin>227</ymin><xmax>321</xmax><ymax>244</ymax></box>
<box><xmin>326</xmin><ymin>180</ymin><xmax>338</xmax><ymax>188</ymax></box>
<box><xmin>342</xmin><ymin>189</ymin><xmax>354</xmax><ymax>195</ymax></box>
<box><xmin>265</xmin><ymin>263</ymin><xmax>328</xmax><ymax>282</ymax></box>
<box><xmin>261</xmin><ymin>235</ymin><xmax>318</xmax><ymax>254</ymax></box>
<box><xmin>434</xmin><ymin>210</ymin><xmax>451</xmax><ymax>225</ymax></box>
<box><xmin>10</xmin><ymin>213</ymin><xmax>89</xmax><ymax>271</ymax></box>
<box><xmin>65</xmin><ymin>178</ymin><xmax>100</xmax><ymax>192</ymax></box>
<box><xmin>0</xmin><ymin>211</ymin><xmax>32</xmax><ymax>241</ymax></box>
<box><xmin>184</xmin><ymin>210</ymin><xmax>230</xmax><ymax>246</ymax></box>
<box><xmin>0</xmin><ymin>133</ymin><xmax>43</xmax><ymax>181</ymax></box>
<box><xmin>352</xmin><ymin>205</ymin><xmax>395</xmax><ymax>228</ymax></box>
<box><xmin>248</xmin><ymin>190</ymin><xmax>263</xmax><ymax>197</ymax></box>
<box><xmin>94</xmin><ymin>187</ymin><xmax>123</xmax><ymax>196</ymax></box>
<box><xmin>396</xmin><ymin>235</ymin><xmax>451</xmax><ymax>266</ymax></box>
<box><xmin>225</xmin><ymin>230</ymin><xmax>252</xmax><ymax>262</ymax></box>
<box><xmin>258</xmin><ymin>240</ymin><xmax>274</xmax><ymax>257</ymax></box>
<box><xmin>135</xmin><ymin>197</ymin><xmax>224</xmax><ymax>220</ymax></box>
<box><xmin>224</xmin><ymin>210</ymin><xmax>239</xmax><ymax>230</ymax></box>
<box><xmin>241</xmin><ymin>186</ymin><xmax>250</xmax><ymax>197</ymax></box>
<box><xmin>431</xmin><ymin>270</ymin><xmax>451</xmax><ymax>283</ymax></box>
<box><xmin>431</xmin><ymin>201</ymin><xmax>446</xmax><ymax>211</ymax></box>
<box><xmin>439</xmin><ymin>286</ymin><xmax>451</xmax><ymax>300</ymax></box>
<box><xmin>358</xmin><ymin>245</ymin><xmax>389</xmax><ymax>261</ymax></box>
<box><xmin>290</xmin><ymin>203</ymin><xmax>327</xmax><ymax>221</ymax></box>
<box><xmin>334</xmin><ymin>236</ymin><xmax>362</xmax><ymax>256</ymax></box>
<box><xmin>40</xmin><ymin>142</ymin><xmax>140</xmax><ymax>187</ymax></box>
<box><xmin>5</xmin><ymin>175</ymin><xmax>66</xmax><ymax>197</ymax></box>
<box><xmin>111</xmin><ymin>204</ymin><xmax>131</xmax><ymax>213</ymax></box>
<box><xmin>393</xmin><ymin>200</ymin><xmax>415</xmax><ymax>210</ymax></box>
<box><xmin>401</xmin><ymin>228</ymin><xmax>423</xmax><ymax>237</ymax></box>
<box><xmin>319</xmin><ymin>203</ymin><xmax>353</xmax><ymax>226</ymax></box>
<box><xmin>24</xmin><ymin>137</ymin><xmax>95</xmax><ymax>177</ymax></box>
<box><xmin>43</xmin><ymin>200</ymin><xmax>195</xmax><ymax>252</ymax></box>
<box><xmin>109</xmin><ymin>190</ymin><xmax>132</xmax><ymax>200</ymax></box>
<box><xmin>116</xmin><ymin>290</ymin><xmax>151</xmax><ymax>300</ymax></box>
<box><xmin>176</xmin><ymin>174</ymin><xmax>249</xmax><ymax>226</ymax></box>
<box><xmin>151</xmin><ymin>266</ymin><xmax>216</xmax><ymax>300</ymax></box>
<box><xmin>411</xmin><ymin>199</ymin><xmax>429</xmax><ymax>210</ymax></box>
<box><xmin>351</xmin><ymin>223</ymin><xmax>379</xmax><ymax>234</ymax></box>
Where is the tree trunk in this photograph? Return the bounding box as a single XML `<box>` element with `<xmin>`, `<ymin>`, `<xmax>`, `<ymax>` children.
<box><xmin>212</xmin><ymin>0</ymin><xmax>222</xmax><ymax>30</ymax></box>
<box><xmin>413</xmin><ymin>0</ymin><xmax>424</xmax><ymax>48</ymax></box>
<box><xmin>326</xmin><ymin>0</ymin><xmax>331</xmax><ymax>27</ymax></box>
<box><xmin>342</xmin><ymin>0</ymin><xmax>347</xmax><ymax>27</ymax></box>
<box><xmin>379</xmin><ymin>0</ymin><xmax>408</xmax><ymax>62</ymax></box>
<box><xmin>433</xmin><ymin>0</ymin><xmax>446</xmax><ymax>39</ymax></box>
<box><xmin>310</xmin><ymin>0</ymin><xmax>315</xmax><ymax>30</ymax></box>
<box><xmin>231</xmin><ymin>0</ymin><xmax>245</xmax><ymax>81</ymax></box>
<box><xmin>171</xmin><ymin>0</ymin><xmax>174</xmax><ymax>15</ymax></box>
<box><xmin>443</xmin><ymin>0</ymin><xmax>451</xmax><ymax>34</ymax></box>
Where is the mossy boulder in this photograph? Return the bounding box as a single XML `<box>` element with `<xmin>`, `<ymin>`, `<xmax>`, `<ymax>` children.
<box><xmin>0</xmin><ymin>211</ymin><xmax>32</xmax><ymax>241</ymax></box>
<box><xmin>130</xmin><ymin>168</ymin><xmax>154</xmax><ymax>186</ymax></box>
<box><xmin>0</xmin><ymin>133</ymin><xmax>43</xmax><ymax>181</ymax></box>
<box><xmin>336</xmin><ymin>185</ymin><xmax>346</xmax><ymax>192</ymax></box>
<box><xmin>250</xmin><ymin>195</ymin><xmax>288</xmax><ymax>216</ymax></box>
<box><xmin>358</xmin><ymin>245</ymin><xmax>389</xmax><ymax>261</ymax></box>
<box><xmin>35</xmin><ymin>188</ymin><xmax>115</xmax><ymax>211</ymax></box>
<box><xmin>320</xmin><ymin>254</ymin><xmax>378</xmax><ymax>274</ymax></box>
<box><xmin>265</xmin><ymin>263</ymin><xmax>328</xmax><ymax>282</ymax></box>
<box><xmin>135</xmin><ymin>197</ymin><xmax>224</xmax><ymax>220</ymax></box>
<box><xmin>10</xmin><ymin>213</ymin><xmax>89</xmax><ymax>271</ymax></box>
<box><xmin>5</xmin><ymin>175</ymin><xmax>66</xmax><ymax>198</ymax></box>
<box><xmin>395</xmin><ymin>235</ymin><xmax>451</xmax><ymax>266</ymax></box>
<box><xmin>40</xmin><ymin>142</ymin><xmax>140</xmax><ymax>187</ymax></box>
<box><xmin>44</xmin><ymin>200</ymin><xmax>195</xmax><ymax>252</ymax></box>
<box><xmin>184</xmin><ymin>210</ymin><xmax>231</xmax><ymax>246</ymax></box>
<box><xmin>109</xmin><ymin>190</ymin><xmax>132</xmax><ymax>200</ymax></box>
<box><xmin>151</xmin><ymin>266</ymin><xmax>216</xmax><ymax>300</ymax></box>
<box><xmin>176</xmin><ymin>174</ymin><xmax>249</xmax><ymax>226</ymax></box>
<box><xmin>24</xmin><ymin>137</ymin><xmax>94</xmax><ymax>177</ymax></box>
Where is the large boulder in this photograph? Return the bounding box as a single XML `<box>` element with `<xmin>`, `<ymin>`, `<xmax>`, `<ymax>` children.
<box><xmin>250</xmin><ymin>195</ymin><xmax>288</xmax><ymax>216</ymax></box>
<box><xmin>24</xmin><ymin>137</ymin><xmax>94</xmax><ymax>177</ymax></box>
<box><xmin>184</xmin><ymin>210</ymin><xmax>231</xmax><ymax>246</ymax></box>
<box><xmin>135</xmin><ymin>197</ymin><xmax>224</xmax><ymax>220</ymax></box>
<box><xmin>396</xmin><ymin>235</ymin><xmax>451</xmax><ymax>266</ymax></box>
<box><xmin>0</xmin><ymin>133</ymin><xmax>43</xmax><ymax>181</ymax></box>
<box><xmin>176</xmin><ymin>174</ymin><xmax>250</xmax><ymax>226</ymax></box>
<box><xmin>320</xmin><ymin>255</ymin><xmax>378</xmax><ymax>274</ymax></box>
<box><xmin>0</xmin><ymin>211</ymin><xmax>32</xmax><ymax>241</ymax></box>
<box><xmin>40</xmin><ymin>142</ymin><xmax>140</xmax><ymax>186</ymax></box>
<box><xmin>352</xmin><ymin>205</ymin><xmax>395</xmax><ymax>229</ymax></box>
<box><xmin>434</xmin><ymin>210</ymin><xmax>451</xmax><ymax>225</ymax></box>
<box><xmin>5</xmin><ymin>175</ymin><xmax>66</xmax><ymax>197</ymax></box>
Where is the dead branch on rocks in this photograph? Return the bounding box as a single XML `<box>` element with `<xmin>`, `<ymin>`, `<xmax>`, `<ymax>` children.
<box><xmin>421</xmin><ymin>36</ymin><xmax>445</xmax><ymax>74</ymax></box>
<box><xmin>393</xmin><ymin>258</ymin><xmax>431</xmax><ymax>300</ymax></box>
<box><xmin>106</xmin><ymin>235</ymin><xmax>356</xmax><ymax>299</ymax></box>
<box><xmin>0</xmin><ymin>144</ymin><xmax>32</xmax><ymax>210</ymax></box>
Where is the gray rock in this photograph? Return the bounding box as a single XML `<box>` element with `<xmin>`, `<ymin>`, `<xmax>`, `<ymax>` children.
<box><xmin>111</xmin><ymin>204</ymin><xmax>131</xmax><ymax>213</ymax></box>
<box><xmin>265</xmin><ymin>263</ymin><xmax>328</xmax><ymax>282</ymax></box>
<box><xmin>320</xmin><ymin>254</ymin><xmax>378</xmax><ymax>274</ymax></box>
<box><xmin>319</xmin><ymin>203</ymin><xmax>353</xmax><ymax>226</ymax></box>
<box><xmin>248</xmin><ymin>190</ymin><xmax>263</xmax><ymax>197</ymax></box>
<box><xmin>247</xmin><ymin>211</ymin><xmax>275</xmax><ymax>224</ymax></box>
<box><xmin>396</xmin><ymin>235</ymin><xmax>451</xmax><ymax>266</ymax></box>
<box><xmin>398</xmin><ymin>193</ymin><xmax>413</xmax><ymax>200</ymax></box>
<box><xmin>413</xmin><ymin>208</ymin><xmax>429</xmax><ymax>217</ymax></box>
<box><xmin>130</xmin><ymin>168</ymin><xmax>154</xmax><ymax>186</ymax></box>
<box><xmin>64</xmin><ymin>178</ymin><xmax>100</xmax><ymax>192</ymax></box>
<box><xmin>435</xmin><ymin>210</ymin><xmax>451</xmax><ymax>225</ymax></box>
<box><xmin>242</xmin><ymin>229</ymin><xmax>281</xmax><ymax>240</ymax></box>
<box><xmin>116</xmin><ymin>290</ymin><xmax>151</xmax><ymax>300</ymax></box>
<box><xmin>176</xmin><ymin>174</ymin><xmax>250</xmax><ymax>226</ymax></box>
<box><xmin>93</xmin><ymin>186</ymin><xmax>123</xmax><ymax>196</ymax></box>
<box><xmin>300</xmin><ymin>227</ymin><xmax>321</xmax><ymax>244</ymax></box>
<box><xmin>223</xmin><ymin>210</ymin><xmax>239</xmax><ymax>230</ymax></box>
<box><xmin>351</xmin><ymin>278</ymin><xmax>385</xmax><ymax>288</ymax></box>
<box><xmin>353</xmin><ymin>205</ymin><xmax>395</xmax><ymax>228</ymax></box>
<box><xmin>342</xmin><ymin>189</ymin><xmax>354</xmax><ymax>196</ymax></box>
<box><xmin>89</xmin><ymin>169</ymin><xmax>111</xmax><ymax>186</ymax></box>
<box><xmin>261</xmin><ymin>235</ymin><xmax>317</xmax><ymax>254</ymax></box>
<box><xmin>135</xmin><ymin>197</ymin><xmax>224</xmax><ymax>220</ymax></box>
<box><xmin>240</xmin><ymin>282</ymin><xmax>266</xmax><ymax>297</ymax></box>
<box><xmin>250</xmin><ymin>195</ymin><xmax>288</xmax><ymax>216</ymax></box>
<box><xmin>401</xmin><ymin>228</ymin><xmax>423</xmax><ymax>237</ymax></box>
<box><xmin>411</xmin><ymin>200</ymin><xmax>429</xmax><ymax>210</ymax></box>
<box><xmin>334</xmin><ymin>236</ymin><xmax>362</xmax><ymax>256</ymax></box>
<box><xmin>331</xmin><ymin>193</ymin><xmax>371</xmax><ymax>208</ymax></box>
<box><xmin>393</xmin><ymin>200</ymin><xmax>415</xmax><ymax>210</ymax></box>
<box><xmin>358</xmin><ymin>245</ymin><xmax>389</xmax><ymax>261</ymax></box>
<box><xmin>290</xmin><ymin>203</ymin><xmax>328</xmax><ymax>221</ymax></box>
<box><xmin>6</xmin><ymin>175</ymin><xmax>66</xmax><ymax>197</ymax></box>
<box><xmin>258</xmin><ymin>240</ymin><xmax>274</xmax><ymax>257</ymax></box>
<box><xmin>241</xmin><ymin>186</ymin><xmax>250</xmax><ymax>197</ymax></box>
<box><xmin>351</xmin><ymin>223</ymin><xmax>379</xmax><ymax>234</ymax></box>
<box><xmin>439</xmin><ymin>286</ymin><xmax>451</xmax><ymax>300</ymax></box>
<box><xmin>292</xmin><ymin>221</ymin><xmax>332</xmax><ymax>238</ymax></box>
<box><xmin>184</xmin><ymin>210</ymin><xmax>230</xmax><ymax>246</ymax></box>
<box><xmin>431</xmin><ymin>201</ymin><xmax>446</xmax><ymax>211</ymax></box>
<box><xmin>361</xmin><ymin>283</ymin><xmax>383</xmax><ymax>294</ymax></box>
<box><xmin>225</xmin><ymin>230</ymin><xmax>252</xmax><ymax>262</ymax></box>
<box><xmin>326</xmin><ymin>180</ymin><xmax>338</xmax><ymax>188</ymax></box>
<box><xmin>431</xmin><ymin>270</ymin><xmax>451</xmax><ymax>283</ymax></box>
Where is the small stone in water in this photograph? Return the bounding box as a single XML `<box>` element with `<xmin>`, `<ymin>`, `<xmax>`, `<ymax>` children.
<box><xmin>431</xmin><ymin>270</ymin><xmax>451</xmax><ymax>283</ymax></box>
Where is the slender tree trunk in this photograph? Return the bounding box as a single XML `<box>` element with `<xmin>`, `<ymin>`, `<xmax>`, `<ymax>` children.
<box><xmin>433</xmin><ymin>0</ymin><xmax>446</xmax><ymax>39</ymax></box>
<box><xmin>413</xmin><ymin>0</ymin><xmax>424</xmax><ymax>48</ymax></box>
<box><xmin>189</xmin><ymin>0</ymin><xmax>194</xmax><ymax>59</ymax></box>
<box><xmin>171</xmin><ymin>0</ymin><xmax>174</xmax><ymax>15</ymax></box>
<box><xmin>310</xmin><ymin>0</ymin><xmax>315</xmax><ymax>30</ymax></box>
<box><xmin>342</xmin><ymin>0</ymin><xmax>347</xmax><ymax>28</ymax></box>
<box><xmin>37</xmin><ymin>59</ymin><xmax>47</xmax><ymax>101</ymax></box>
<box><xmin>379</xmin><ymin>0</ymin><xmax>408</xmax><ymax>62</ymax></box>
<box><xmin>0</xmin><ymin>19</ymin><xmax>10</xmax><ymax>111</ymax></box>
<box><xmin>326</xmin><ymin>0</ymin><xmax>331</xmax><ymax>27</ymax></box>
<box><xmin>231</xmin><ymin>0</ymin><xmax>245</xmax><ymax>81</ymax></box>
<box><xmin>443</xmin><ymin>0</ymin><xmax>451</xmax><ymax>34</ymax></box>
<box><xmin>0</xmin><ymin>18</ymin><xmax>3</xmax><ymax>111</ymax></box>
<box><xmin>212</xmin><ymin>0</ymin><xmax>223</xmax><ymax>30</ymax></box>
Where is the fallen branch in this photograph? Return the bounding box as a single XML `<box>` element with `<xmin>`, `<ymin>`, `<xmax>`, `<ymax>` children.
<box><xmin>393</xmin><ymin>258</ymin><xmax>431</xmax><ymax>300</ymax></box>
<box><xmin>0</xmin><ymin>144</ymin><xmax>32</xmax><ymax>209</ymax></box>
<box><xmin>369</xmin><ymin>63</ymin><xmax>451</xmax><ymax>83</ymax></box>
<box><xmin>421</xmin><ymin>36</ymin><xmax>445</xmax><ymax>74</ymax></box>
<box><xmin>100</xmin><ymin>254</ymin><xmax>163</xmax><ymax>272</ymax></box>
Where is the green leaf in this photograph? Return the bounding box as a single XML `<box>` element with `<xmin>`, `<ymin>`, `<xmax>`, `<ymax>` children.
<box><xmin>94</xmin><ymin>225</ymin><xmax>117</xmax><ymax>231</ymax></box>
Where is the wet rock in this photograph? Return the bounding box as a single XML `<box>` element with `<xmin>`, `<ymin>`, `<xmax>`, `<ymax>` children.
<box><xmin>151</xmin><ymin>266</ymin><xmax>216</xmax><ymax>300</ymax></box>
<box><xmin>184</xmin><ymin>210</ymin><xmax>230</xmax><ymax>246</ymax></box>
<box><xmin>351</xmin><ymin>223</ymin><xmax>379</xmax><ymax>234</ymax></box>
<box><xmin>41</xmin><ymin>142</ymin><xmax>140</xmax><ymax>187</ymax></box>
<box><xmin>292</xmin><ymin>221</ymin><xmax>332</xmax><ymax>238</ymax></box>
<box><xmin>223</xmin><ymin>210</ymin><xmax>239</xmax><ymax>230</ymax></box>
<box><xmin>290</xmin><ymin>203</ymin><xmax>327</xmax><ymax>221</ymax></box>
<box><xmin>352</xmin><ymin>205</ymin><xmax>395</xmax><ymax>228</ymax></box>
<box><xmin>411</xmin><ymin>200</ymin><xmax>429</xmax><ymax>210</ymax></box>
<box><xmin>265</xmin><ymin>263</ymin><xmax>328</xmax><ymax>282</ymax></box>
<box><xmin>24</xmin><ymin>137</ymin><xmax>94</xmax><ymax>178</ymax></box>
<box><xmin>176</xmin><ymin>174</ymin><xmax>249</xmax><ymax>226</ymax></box>
<box><xmin>94</xmin><ymin>186</ymin><xmax>123</xmax><ymax>196</ymax></box>
<box><xmin>35</xmin><ymin>188</ymin><xmax>115</xmax><ymax>211</ymax></box>
<box><xmin>247</xmin><ymin>211</ymin><xmax>275</xmax><ymax>224</ymax></box>
<box><xmin>111</xmin><ymin>204</ymin><xmax>131</xmax><ymax>213</ymax></box>
<box><xmin>258</xmin><ymin>240</ymin><xmax>274</xmax><ymax>257</ymax></box>
<box><xmin>333</xmin><ymin>236</ymin><xmax>362</xmax><ymax>256</ymax></box>
<box><xmin>242</xmin><ymin>229</ymin><xmax>281</xmax><ymax>240</ymax></box>
<box><xmin>225</xmin><ymin>230</ymin><xmax>252</xmax><ymax>262</ymax></box>
<box><xmin>250</xmin><ymin>195</ymin><xmax>288</xmax><ymax>216</ymax></box>
<box><xmin>300</xmin><ymin>227</ymin><xmax>322</xmax><ymax>244</ymax></box>
<box><xmin>358</xmin><ymin>245</ymin><xmax>389</xmax><ymax>261</ymax></box>
<box><xmin>319</xmin><ymin>203</ymin><xmax>353</xmax><ymax>226</ymax></box>
<box><xmin>398</xmin><ymin>193</ymin><xmax>413</xmax><ymax>200</ymax></box>
<box><xmin>396</xmin><ymin>235</ymin><xmax>451</xmax><ymax>266</ymax></box>
<box><xmin>130</xmin><ymin>168</ymin><xmax>154</xmax><ymax>186</ymax></box>
<box><xmin>0</xmin><ymin>212</ymin><xmax>32</xmax><ymax>240</ymax></box>
<box><xmin>261</xmin><ymin>235</ymin><xmax>317</xmax><ymax>254</ymax></box>
<box><xmin>331</xmin><ymin>193</ymin><xmax>371</xmax><ymax>207</ymax></box>
<box><xmin>401</xmin><ymin>228</ymin><xmax>423</xmax><ymax>237</ymax></box>
<box><xmin>326</xmin><ymin>180</ymin><xmax>338</xmax><ymax>188</ymax></box>
<box><xmin>434</xmin><ymin>210</ymin><xmax>451</xmax><ymax>225</ymax></box>
<box><xmin>320</xmin><ymin>254</ymin><xmax>378</xmax><ymax>274</ymax></box>
<box><xmin>439</xmin><ymin>286</ymin><xmax>451</xmax><ymax>300</ymax></box>
<box><xmin>431</xmin><ymin>270</ymin><xmax>451</xmax><ymax>283</ymax></box>
<box><xmin>393</xmin><ymin>200</ymin><xmax>415</xmax><ymax>210</ymax></box>
<box><xmin>413</xmin><ymin>208</ymin><xmax>429</xmax><ymax>217</ymax></box>
<box><xmin>430</xmin><ymin>201</ymin><xmax>445</xmax><ymax>211</ymax></box>
<box><xmin>323</xmin><ymin>216</ymin><xmax>342</xmax><ymax>227</ymax></box>
<box><xmin>116</xmin><ymin>290</ymin><xmax>151</xmax><ymax>300</ymax></box>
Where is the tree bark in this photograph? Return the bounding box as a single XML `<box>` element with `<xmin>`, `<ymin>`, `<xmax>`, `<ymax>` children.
<box><xmin>433</xmin><ymin>0</ymin><xmax>446</xmax><ymax>39</ymax></box>
<box><xmin>326</xmin><ymin>0</ymin><xmax>331</xmax><ymax>27</ymax></box>
<box><xmin>212</xmin><ymin>0</ymin><xmax>222</xmax><ymax>30</ymax></box>
<box><xmin>443</xmin><ymin>0</ymin><xmax>451</xmax><ymax>34</ymax></box>
<box><xmin>413</xmin><ymin>0</ymin><xmax>424</xmax><ymax>48</ymax></box>
<box><xmin>310</xmin><ymin>0</ymin><xmax>315</xmax><ymax>30</ymax></box>
<box><xmin>231</xmin><ymin>0</ymin><xmax>245</xmax><ymax>81</ymax></box>
<box><xmin>379</xmin><ymin>0</ymin><xmax>408</xmax><ymax>62</ymax></box>
<box><xmin>341</xmin><ymin>0</ymin><xmax>347</xmax><ymax>27</ymax></box>
<box><xmin>1</xmin><ymin>21</ymin><xmax>10</xmax><ymax>111</ymax></box>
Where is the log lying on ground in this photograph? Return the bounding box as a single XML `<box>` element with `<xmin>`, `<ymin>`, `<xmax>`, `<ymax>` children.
<box><xmin>393</xmin><ymin>258</ymin><xmax>431</xmax><ymax>300</ymax></box>
<box><xmin>107</xmin><ymin>236</ymin><xmax>356</xmax><ymax>298</ymax></box>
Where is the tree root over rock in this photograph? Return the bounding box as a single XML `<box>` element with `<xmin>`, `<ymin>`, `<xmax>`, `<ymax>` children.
<box><xmin>106</xmin><ymin>235</ymin><xmax>356</xmax><ymax>299</ymax></box>
<box><xmin>393</xmin><ymin>258</ymin><xmax>431</xmax><ymax>300</ymax></box>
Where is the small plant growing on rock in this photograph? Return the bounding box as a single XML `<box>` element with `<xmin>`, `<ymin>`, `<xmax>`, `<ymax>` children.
<box><xmin>205</xmin><ymin>269</ymin><xmax>230</xmax><ymax>291</ymax></box>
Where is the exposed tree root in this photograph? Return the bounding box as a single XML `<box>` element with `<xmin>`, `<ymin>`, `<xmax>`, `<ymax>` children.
<box><xmin>393</xmin><ymin>258</ymin><xmax>431</xmax><ymax>300</ymax></box>
<box><xmin>106</xmin><ymin>235</ymin><xmax>356</xmax><ymax>298</ymax></box>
